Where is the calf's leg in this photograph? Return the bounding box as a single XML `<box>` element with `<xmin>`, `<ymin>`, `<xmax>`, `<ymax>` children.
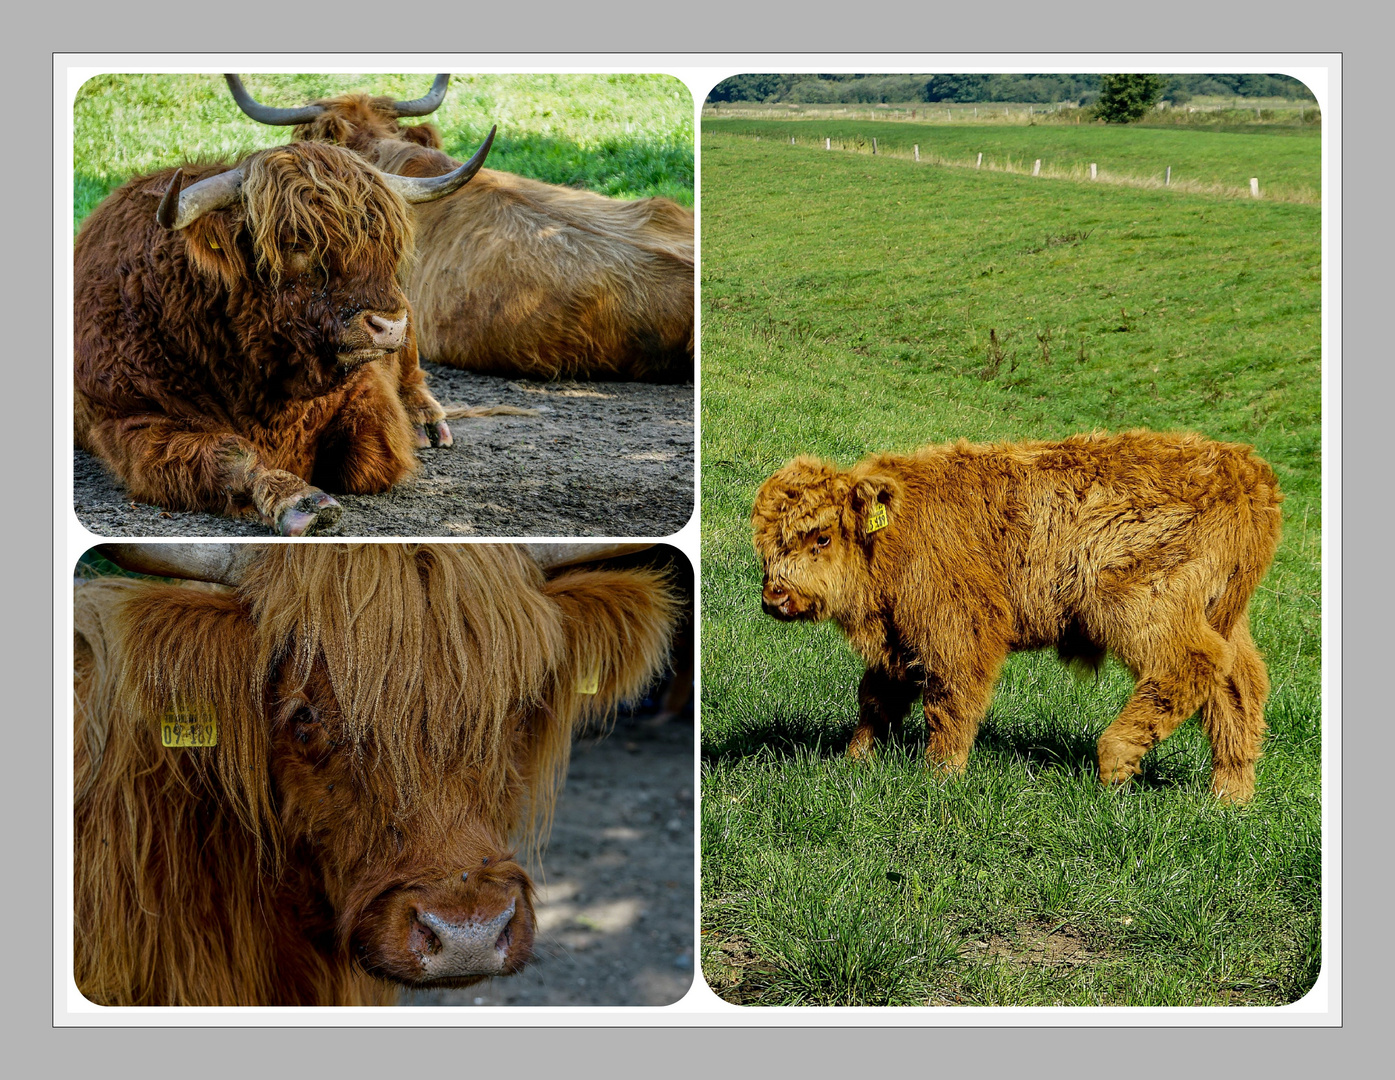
<box><xmin>1199</xmin><ymin>616</ymin><xmax>1269</xmax><ymax>803</ymax></box>
<box><xmin>849</xmin><ymin>667</ymin><xmax>920</xmax><ymax>759</ymax></box>
<box><xmin>1098</xmin><ymin>621</ymin><xmax>1234</xmax><ymax>792</ymax></box>
<box><xmin>921</xmin><ymin>664</ymin><xmax>1001</xmax><ymax>775</ymax></box>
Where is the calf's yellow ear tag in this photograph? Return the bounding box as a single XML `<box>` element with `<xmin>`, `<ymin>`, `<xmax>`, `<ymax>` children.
<box><xmin>161</xmin><ymin>702</ymin><xmax>218</xmax><ymax>747</ymax></box>
<box><xmin>867</xmin><ymin>503</ymin><xmax>889</xmax><ymax>533</ymax></box>
<box><xmin>577</xmin><ymin>667</ymin><xmax>600</xmax><ymax>695</ymax></box>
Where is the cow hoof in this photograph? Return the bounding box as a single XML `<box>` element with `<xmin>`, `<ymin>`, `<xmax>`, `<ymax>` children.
<box><xmin>413</xmin><ymin>424</ymin><xmax>432</xmax><ymax>449</ymax></box>
<box><xmin>277</xmin><ymin>492</ymin><xmax>343</xmax><ymax>537</ymax></box>
<box><xmin>433</xmin><ymin>420</ymin><xmax>453</xmax><ymax>448</ymax></box>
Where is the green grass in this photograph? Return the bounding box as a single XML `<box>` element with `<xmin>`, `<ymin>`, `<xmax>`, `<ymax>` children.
<box><xmin>703</xmin><ymin>117</ymin><xmax>1320</xmax><ymax>202</ymax></box>
<box><xmin>72</xmin><ymin>73</ymin><xmax>694</xmax><ymax>231</ymax></box>
<box><xmin>699</xmin><ymin>129</ymin><xmax>1322</xmax><ymax>1007</ymax></box>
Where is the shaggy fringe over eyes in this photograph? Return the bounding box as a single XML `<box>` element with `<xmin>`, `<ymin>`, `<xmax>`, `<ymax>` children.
<box><xmin>239</xmin><ymin>142</ymin><xmax>415</xmax><ymax>283</ymax></box>
<box><xmin>752</xmin><ymin>456</ymin><xmax>848</xmax><ymax>550</ymax></box>
<box><xmin>244</xmin><ymin>545</ymin><xmax>563</xmax><ymax>826</ymax></box>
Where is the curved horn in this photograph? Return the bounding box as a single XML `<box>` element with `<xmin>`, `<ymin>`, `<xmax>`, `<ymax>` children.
<box><xmin>156</xmin><ymin>166</ymin><xmax>244</xmax><ymax>230</ymax></box>
<box><xmin>380</xmin><ymin>126</ymin><xmax>495</xmax><ymax>204</ymax></box>
<box><xmin>527</xmin><ymin>544</ymin><xmax>654</xmax><ymax>573</ymax></box>
<box><xmin>392</xmin><ymin>74</ymin><xmax>451</xmax><ymax>117</ymax></box>
<box><xmin>97</xmin><ymin>544</ymin><xmax>260</xmax><ymax>588</ymax></box>
<box><xmin>224</xmin><ymin>74</ymin><xmax>327</xmax><ymax>126</ymax></box>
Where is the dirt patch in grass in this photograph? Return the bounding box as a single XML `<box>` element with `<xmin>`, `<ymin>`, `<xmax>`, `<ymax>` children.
<box><xmin>73</xmin><ymin>365</ymin><xmax>694</xmax><ymax>538</ymax></box>
<box><xmin>702</xmin><ymin>933</ymin><xmax>781</xmax><ymax>1006</ymax></box>
<box><xmin>974</xmin><ymin>922</ymin><xmax>1101</xmax><ymax>969</ymax></box>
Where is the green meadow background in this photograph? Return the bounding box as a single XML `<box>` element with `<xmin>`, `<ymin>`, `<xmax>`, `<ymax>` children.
<box><xmin>72</xmin><ymin>72</ymin><xmax>694</xmax><ymax>232</ymax></box>
<box><xmin>700</xmin><ymin>120</ymin><xmax>1322</xmax><ymax>1006</ymax></box>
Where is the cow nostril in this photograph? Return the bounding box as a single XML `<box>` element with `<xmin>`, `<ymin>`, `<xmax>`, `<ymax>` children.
<box><xmin>409</xmin><ymin>912</ymin><xmax>443</xmax><ymax>957</ymax></box>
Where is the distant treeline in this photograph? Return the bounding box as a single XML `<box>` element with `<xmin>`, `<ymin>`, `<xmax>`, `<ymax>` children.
<box><xmin>706</xmin><ymin>73</ymin><xmax>1315</xmax><ymax>106</ymax></box>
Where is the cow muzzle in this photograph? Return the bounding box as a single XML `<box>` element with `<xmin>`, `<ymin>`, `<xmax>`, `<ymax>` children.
<box><xmin>761</xmin><ymin>579</ymin><xmax>812</xmax><ymax>621</ymax></box>
<box><xmin>336</xmin><ymin>310</ymin><xmax>409</xmax><ymax>364</ymax></box>
<box><xmin>357</xmin><ymin>862</ymin><xmax>535</xmax><ymax>986</ymax></box>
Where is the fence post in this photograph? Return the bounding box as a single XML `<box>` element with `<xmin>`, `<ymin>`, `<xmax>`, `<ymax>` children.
<box><xmin>1033</xmin><ymin>159</ymin><xmax>1041</xmax><ymax>176</ymax></box>
<box><xmin>826</xmin><ymin>138</ymin><xmax>831</xmax><ymax>150</ymax></box>
<box><xmin>977</xmin><ymin>152</ymin><xmax>983</xmax><ymax>169</ymax></box>
<box><xmin>1250</xmin><ymin>177</ymin><xmax>1260</xmax><ymax>198</ymax></box>
<box><xmin>872</xmin><ymin>138</ymin><xmax>877</xmax><ymax>154</ymax></box>
<box><xmin>1090</xmin><ymin>162</ymin><xmax>1097</xmax><ymax>180</ymax></box>
<box><xmin>1165</xmin><ymin>166</ymin><xmax>1171</xmax><ymax>186</ymax></box>
<box><xmin>914</xmin><ymin>144</ymin><xmax>920</xmax><ymax>162</ymax></box>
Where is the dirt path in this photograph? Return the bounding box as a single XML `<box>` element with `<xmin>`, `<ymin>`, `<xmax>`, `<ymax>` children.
<box><xmin>402</xmin><ymin>702</ymin><xmax>695</xmax><ymax>1008</ymax></box>
<box><xmin>73</xmin><ymin>365</ymin><xmax>694</xmax><ymax>538</ymax></box>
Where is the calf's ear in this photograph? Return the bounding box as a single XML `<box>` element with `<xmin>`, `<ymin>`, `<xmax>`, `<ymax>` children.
<box><xmin>541</xmin><ymin>567</ymin><xmax>680</xmax><ymax>725</ymax></box>
<box><xmin>849</xmin><ymin>472</ymin><xmax>903</xmax><ymax>541</ymax></box>
<box><xmin>182</xmin><ymin>216</ymin><xmax>244</xmax><ymax>289</ymax></box>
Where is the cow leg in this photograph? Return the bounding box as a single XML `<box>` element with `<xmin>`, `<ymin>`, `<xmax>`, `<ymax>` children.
<box><xmin>849</xmin><ymin>667</ymin><xmax>920</xmax><ymax>759</ymax></box>
<box><xmin>921</xmin><ymin>666</ymin><xmax>999</xmax><ymax>775</ymax></box>
<box><xmin>81</xmin><ymin>416</ymin><xmax>341</xmax><ymax>536</ymax></box>
<box><xmin>1097</xmin><ymin>621</ymin><xmax>1234</xmax><ymax>792</ymax></box>
<box><xmin>313</xmin><ymin>362</ymin><xmax>421</xmax><ymax>495</ymax></box>
<box><xmin>395</xmin><ymin>327</ymin><xmax>452</xmax><ymax>448</ymax></box>
<box><xmin>1199</xmin><ymin>616</ymin><xmax>1269</xmax><ymax>804</ymax></box>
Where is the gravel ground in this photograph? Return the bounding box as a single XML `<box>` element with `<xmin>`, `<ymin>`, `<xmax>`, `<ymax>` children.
<box><xmin>74</xmin><ymin>364</ymin><xmax>695</xmax><ymax>538</ymax></box>
<box><xmin>401</xmin><ymin>700</ymin><xmax>696</xmax><ymax>1008</ymax></box>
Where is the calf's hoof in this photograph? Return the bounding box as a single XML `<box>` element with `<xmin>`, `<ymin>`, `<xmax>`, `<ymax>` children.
<box><xmin>276</xmin><ymin>491</ymin><xmax>343</xmax><ymax>537</ymax></box>
<box><xmin>413</xmin><ymin>420</ymin><xmax>454</xmax><ymax>449</ymax></box>
<box><xmin>846</xmin><ymin>729</ymin><xmax>877</xmax><ymax>761</ymax></box>
<box><xmin>1210</xmin><ymin>766</ymin><xmax>1256</xmax><ymax>805</ymax></box>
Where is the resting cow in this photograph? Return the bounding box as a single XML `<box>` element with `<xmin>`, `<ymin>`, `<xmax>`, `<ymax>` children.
<box><xmin>73</xmin><ymin>543</ymin><xmax>678</xmax><ymax>1006</ymax></box>
<box><xmin>226</xmin><ymin>74</ymin><xmax>694</xmax><ymax>383</ymax></box>
<box><xmin>74</xmin><ymin>133</ymin><xmax>498</xmax><ymax>536</ymax></box>
<box><xmin>752</xmin><ymin>431</ymin><xmax>1283</xmax><ymax>803</ymax></box>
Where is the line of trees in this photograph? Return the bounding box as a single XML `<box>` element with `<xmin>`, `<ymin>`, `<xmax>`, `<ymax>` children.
<box><xmin>706</xmin><ymin>73</ymin><xmax>1315</xmax><ymax>106</ymax></box>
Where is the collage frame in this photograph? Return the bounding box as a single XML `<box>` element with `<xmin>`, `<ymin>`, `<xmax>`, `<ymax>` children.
<box><xmin>54</xmin><ymin>51</ymin><xmax>1339</xmax><ymax>1027</ymax></box>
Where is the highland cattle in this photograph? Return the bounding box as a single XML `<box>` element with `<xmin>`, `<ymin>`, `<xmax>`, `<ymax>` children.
<box><xmin>73</xmin><ymin>543</ymin><xmax>678</xmax><ymax>1005</ymax></box>
<box><xmin>226</xmin><ymin>74</ymin><xmax>695</xmax><ymax>382</ymax></box>
<box><xmin>751</xmin><ymin>431</ymin><xmax>1282</xmax><ymax>803</ymax></box>
<box><xmin>74</xmin><ymin>133</ymin><xmax>501</xmax><ymax>536</ymax></box>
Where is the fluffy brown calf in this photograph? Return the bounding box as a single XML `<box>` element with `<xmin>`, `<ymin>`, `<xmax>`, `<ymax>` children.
<box><xmin>226</xmin><ymin>74</ymin><xmax>694</xmax><ymax>382</ymax></box>
<box><xmin>74</xmin><ymin>135</ymin><xmax>494</xmax><ymax>535</ymax></box>
<box><xmin>74</xmin><ymin>543</ymin><xmax>678</xmax><ymax>1005</ymax></box>
<box><xmin>752</xmin><ymin>431</ymin><xmax>1282</xmax><ymax>803</ymax></box>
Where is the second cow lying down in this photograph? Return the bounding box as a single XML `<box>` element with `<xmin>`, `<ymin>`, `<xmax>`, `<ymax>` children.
<box><xmin>752</xmin><ymin>431</ymin><xmax>1282</xmax><ymax>803</ymax></box>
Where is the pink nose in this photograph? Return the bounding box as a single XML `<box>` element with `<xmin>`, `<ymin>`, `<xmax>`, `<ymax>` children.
<box><xmin>365</xmin><ymin>312</ymin><xmax>408</xmax><ymax>349</ymax></box>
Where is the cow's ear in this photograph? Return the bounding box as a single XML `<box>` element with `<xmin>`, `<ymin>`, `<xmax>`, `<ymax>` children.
<box><xmin>400</xmin><ymin>122</ymin><xmax>444</xmax><ymax>149</ymax></box>
<box><xmin>849</xmin><ymin>472</ymin><xmax>902</xmax><ymax>540</ymax></box>
<box><xmin>110</xmin><ymin>584</ymin><xmax>274</xmax><ymax>842</ymax></box>
<box><xmin>181</xmin><ymin>216</ymin><xmax>243</xmax><ymax>288</ymax></box>
<box><xmin>541</xmin><ymin>567</ymin><xmax>680</xmax><ymax>726</ymax></box>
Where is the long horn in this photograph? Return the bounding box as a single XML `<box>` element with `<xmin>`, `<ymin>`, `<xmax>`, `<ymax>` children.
<box><xmin>156</xmin><ymin>167</ymin><xmax>244</xmax><ymax>230</ymax></box>
<box><xmin>527</xmin><ymin>544</ymin><xmax>654</xmax><ymax>573</ymax></box>
<box><xmin>392</xmin><ymin>74</ymin><xmax>451</xmax><ymax>117</ymax></box>
<box><xmin>381</xmin><ymin>126</ymin><xmax>495</xmax><ymax>204</ymax></box>
<box><xmin>224</xmin><ymin>74</ymin><xmax>327</xmax><ymax>126</ymax></box>
<box><xmin>97</xmin><ymin>544</ymin><xmax>260</xmax><ymax>588</ymax></box>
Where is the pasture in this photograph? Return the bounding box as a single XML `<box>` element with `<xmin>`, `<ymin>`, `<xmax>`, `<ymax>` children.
<box><xmin>699</xmin><ymin>129</ymin><xmax>1322</xmax><ymax>1006</ymax></box>
<box><xmin>70</xmin><ymin>73</ymin><xmax>695</xmax><ymax>537</ymax></box>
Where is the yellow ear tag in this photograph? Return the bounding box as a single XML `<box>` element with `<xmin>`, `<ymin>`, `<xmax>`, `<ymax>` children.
<box><xmin>208</xmin><ymin>240</ymin><xmax>221</xmax><ymax>250</ymax></box>
<box><xmin>867</xmin><ymin>503</ymin><xmax>889</xmax><ymax>533</ymax></box>
<box><xmin>161</xmin><ymin>702</ymin><xmax>218</xmax><ymax>747</ymax></box>
<box><xmin>577</xmin><ymin>668</ymin><xmax>600</xmax><ymax>695</ymax></box>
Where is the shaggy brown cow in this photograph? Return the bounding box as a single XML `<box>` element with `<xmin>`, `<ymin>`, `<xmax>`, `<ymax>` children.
<box><xmin>74</xmin><ymin>133</ymin><xmax>501</xmax><ymax>536</ymax></box>
<box><xmin>74</xmin><ymin>543</ymin><xmax>678</xmax><ymax>1006</ymax></box>
<box><xmin>752</xmin><ymin>431</ymin><xmax>1282</xmax><ymax>803</ymax></box>
<box><xmin>226</xmin><ymin>74</ymin><xmax>694</xmax><ymax>383</ymax></box>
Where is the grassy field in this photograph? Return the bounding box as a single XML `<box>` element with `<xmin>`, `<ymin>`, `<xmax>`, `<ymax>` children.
<box><xmin>699</xmin><ymin>129</ymin><xmax>1322</xmax><ymax>1006</ymax></box>
<box><xmin>72</xmin><ymin>73</ymin><xmax>694</xmax><ymax>231</ymax></box>
<box><xmin>703</xmin><ymin>117</ymin><xmax>1319</xmax><ymax>203</ymax></box>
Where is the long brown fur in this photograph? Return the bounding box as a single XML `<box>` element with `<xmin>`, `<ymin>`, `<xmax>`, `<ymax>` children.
<box><xmin>285</xmin><ymin>93</ymin><xmax>694</xmax><ymax>382</ymax></box>
<box><xmin>751</xmin><ymin>431</ymin><xmax>1282</xmax><ymax>803</ymax></box>
<box><xmin>74</xmin><ymin>142</ymin><xmax>456</xmax><ymax>535</ymax></box>
<box><xmin>74</xmin><ymin>545</ymin><xmax>678</xmax><ymax>1005</ymax></box>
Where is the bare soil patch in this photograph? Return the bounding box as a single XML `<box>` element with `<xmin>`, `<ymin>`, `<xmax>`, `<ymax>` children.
<box><xmin>73</xmin><ymin>364</ymin><xmax>694</xmax><ymax>538</ymax></box>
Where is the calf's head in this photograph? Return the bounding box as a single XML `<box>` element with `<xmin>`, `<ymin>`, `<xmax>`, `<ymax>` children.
<box><xmin>86</xmin><ymin>544</ymin><xmax>676</xmax><ymax>990</ymax></box>
<box><xmin>752</xmin><ymin>457</ymin><xmax>902</xmax><ymax>622</ymax></box>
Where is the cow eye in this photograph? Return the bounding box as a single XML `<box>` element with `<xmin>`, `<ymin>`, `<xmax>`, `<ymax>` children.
<box><xmin>291</xmin><ymin>707</ymin><xmax>320</xmax><ymax>745</ymax></box>
<box><xmin>816</xmin><ymin>534</ymin><xmax>831</xmax><ymax>549</ymax></box>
